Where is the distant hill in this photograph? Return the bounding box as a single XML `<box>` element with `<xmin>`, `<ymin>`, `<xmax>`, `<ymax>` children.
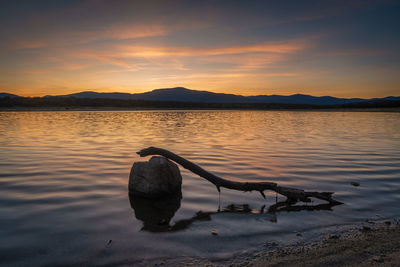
<box><xmin>60</xmin><ymin>87</ymin><xmax>248</xmax><ymax>103</ymax></box>
<box><xmin>60</xmin><ymin>87</ymin><xmax>400</xmax><ymax>105</ymax></box>
<box><xmin>0</xmin><ymin>93</ymin><xmax>18</xmax><ymax>98</ymax></box>
<box><xmin>3</xmin><ymin>87</ymin><xmax>400</xmax><ymax>105</ymax></box>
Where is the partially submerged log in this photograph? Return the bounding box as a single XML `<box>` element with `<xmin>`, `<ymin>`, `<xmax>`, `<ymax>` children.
<box><xmin>137</xmin><ymin>147</ymin><xmax>342</xmax><ymax>204</ymax></box>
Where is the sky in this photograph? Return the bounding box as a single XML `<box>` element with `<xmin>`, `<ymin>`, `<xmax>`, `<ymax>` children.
<box><xmin>0</xmin><ymin>0</ymin><xmax>399</xmax><ymax>98</ymax></box>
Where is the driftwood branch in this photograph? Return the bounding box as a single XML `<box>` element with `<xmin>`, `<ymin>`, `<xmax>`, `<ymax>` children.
<box><xmin>137</xmin><ymin>147</ymin><xmax>342</xmax><ymax>204</ymax></box>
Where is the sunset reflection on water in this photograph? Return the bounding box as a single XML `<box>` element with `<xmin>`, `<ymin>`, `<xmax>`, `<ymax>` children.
<box><xmin>0</xmin><ymin>110</ymin><xmax>399</xmax><ymax>265</ymax></box>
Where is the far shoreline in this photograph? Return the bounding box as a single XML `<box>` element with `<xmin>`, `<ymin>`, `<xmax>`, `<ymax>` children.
<box><xmin>1</xmin><ymin>107</ymin><xmax>400</xmax><ymax>112</ymax></box>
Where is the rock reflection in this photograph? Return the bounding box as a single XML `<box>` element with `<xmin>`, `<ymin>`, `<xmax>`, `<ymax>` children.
<box><xmin>129</xmin><ymin>193</ymin><xmax>342</xmax><ymax>233</ymax></box>
<box><xmin>129</xmin><ymin>191</ymin><xmax>182</xmax><ymax>232</ymax></box>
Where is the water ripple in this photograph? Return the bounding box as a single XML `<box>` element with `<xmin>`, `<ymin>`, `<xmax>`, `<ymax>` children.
<box><xmin>0</xmin><ymin>110</ymin><xmax>399</xmax><ymax>265</ymax></box>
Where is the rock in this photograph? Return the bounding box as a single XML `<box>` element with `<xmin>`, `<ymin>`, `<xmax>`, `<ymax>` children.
<box><xmin>129</xmin><ymin>156</ymin><xmax>182</xmax><ymax>198</ymax></box>
<box><xmin>211</xmin><ymin>230</ymin><xmax>218</xmax><ymax>235</ymax></box>
<box><xmin>384</xmin><ymin>221</ymin><xmax>391</xmax><ymax>226</ymax></box>
<box><xmin>361</xmin><ymin>225</ymin><xmax>371</xmax><ymax>232</ymax></box>
<box><xmin>328</xmin><ymin>234</ymin><xmax>339</xmax><ymax>239</ymax></box>
<box><xmin>372</xmin><ymin>256</ymin><xmax>384</xmax><ymax>263</ymax></box>
<box><xmin>265</xmin><ymin>242</ymin><xmax>278</xmax><ymax>248</ymax></box>
<box><xmin>350</xmin><ymin>182</ymin><xmax>360</xmax><ymax>187</ymax></box>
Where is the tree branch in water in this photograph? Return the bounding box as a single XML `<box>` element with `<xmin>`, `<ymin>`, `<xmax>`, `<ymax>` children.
<box><xmin>137</xmin><ymin>147</ymin><xmax>342</xmax><ymax>204</ymax></box>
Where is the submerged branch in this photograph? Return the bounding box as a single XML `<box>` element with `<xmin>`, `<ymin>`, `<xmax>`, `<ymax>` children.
<box><xmin>137</xmin><ymin>147</ymin><xmax>342</xmax><ymax>204</ymax></box>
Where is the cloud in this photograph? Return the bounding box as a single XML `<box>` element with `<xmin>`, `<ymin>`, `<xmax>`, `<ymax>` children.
<box><xmin>166</xmin><ymin>72</ymin><xmax>299</xmax><ymax>80</ymax></box>
<box><xmin>79</xmin><ymin>40</ymin><xmax>310</xmax><ymax>74</ymax></box>
<box><xmin>78</xmin><ymin>53</ymin><xmax>139</xmax><ymax>70</ymax></box>
<box><xmin>4</xmin><ymin>24</ymin><xmax>170</xmax><ymax>52</ymax></box>
<box><xmin>118</xmin><ymin>41</ymin><xmax>308</xmax><ymax>58</ymax></box>
<box><xmin>100</xmin><ymin>24</ymin><xmax>168</xmax><ymax>40</ymax></box>
<box><xmin>12</xmin><ymin>41</ymin><xmax>48</xmax><ymax>50</ymax></box>
<box><xmin>25</xmin><ymin>39</ymin><xmax>307</xmax><ymax>74</ymax></box>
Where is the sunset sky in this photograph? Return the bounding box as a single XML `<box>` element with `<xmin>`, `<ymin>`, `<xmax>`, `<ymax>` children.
<box><xmin>1</xmin><ymin>0</ymin><xmax>399</xmax><ymax>98</ymax></box>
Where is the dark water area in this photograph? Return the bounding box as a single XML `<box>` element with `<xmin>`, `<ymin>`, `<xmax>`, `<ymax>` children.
<box><xmin>0</xmin><ymin>110</ymin><xmax>399</xmax><ymax>265</ymax></box>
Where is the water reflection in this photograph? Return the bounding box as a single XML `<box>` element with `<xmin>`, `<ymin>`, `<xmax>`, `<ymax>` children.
<box><xmin>1</xmin><ymin>111</ymin><xmax>399</xmax><ymax>265</ymax></box>
<box><xmin>129</xmin><ymin>191</ymin><xmax>182</xmax><ymax>232</ymax></box>
<box><xmin>268</xmin><ymin>200</ymin><xmax>342</xmax><ymax>213</ymax></box>
<box><xmin>130</xmin><ymin>192</ymin><xmax>342</xmax><ymax>233</ymax></box>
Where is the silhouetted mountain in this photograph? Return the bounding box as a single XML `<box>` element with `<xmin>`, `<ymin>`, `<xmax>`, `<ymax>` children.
<box><xmin>128</xmin><ymin>87</ymin><xmax>247</xmax><ymax>102</ymax></box>
<box><xmin>3</xmin><ymin>88</ymin><xmax>400</xmax><ymax>105</ymax></box>
<box><xmin>0</xmin><ymin>93</ymin><xmax>18</xmax><ymax>98</ymax></box>
<box><xmin>62</xmin><ymin>87</ymin><xmax>247</xmax><ymax>103</ymax></box>
<box><xmin>55</xmin><ymin>91</ymin><xmax>136</xmax><ymax>100</ymax></box>
<box><xmin>61</xmin><ymin>87</ymin><xmax>400</xmax><ymax>105</ymax></box>
<box><xmin>247</xmin><ymin>94</ymin><xmax>365</xmax><ymax>105</ymax></box>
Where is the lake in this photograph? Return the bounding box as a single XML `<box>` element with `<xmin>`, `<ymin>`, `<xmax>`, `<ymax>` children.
<box><xmin>0</xmin><ymin>110</ymin><xmax>399</xmax><ymax>265</ymax></box>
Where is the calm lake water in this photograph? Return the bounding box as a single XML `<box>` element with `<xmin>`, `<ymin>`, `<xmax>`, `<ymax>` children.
<box><xmin>0</xmin><ymin>110</ymin><xmax>399</xmax><ymax>265</ymax></box>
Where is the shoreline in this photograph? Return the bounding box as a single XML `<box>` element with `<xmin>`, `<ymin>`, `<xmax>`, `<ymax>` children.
<box><xmin>1</xmin><ymin>107</ymin><xmax>399</xmax><ymax>112</ymax></box>
<box><xmin>246</xmin><ymin>220</ymin><xmax>400</xmax><ymax>267</ymax></box>
<box><xmin>142</xmin><ymin>219</ymin><xmax>400</xmax><ymax>266</ymax></box>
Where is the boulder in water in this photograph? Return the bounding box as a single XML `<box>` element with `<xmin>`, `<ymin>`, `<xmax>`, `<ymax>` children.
<box><xmin>129</xmin><ymin>156</ymin><xmax>182</xmax><ymax>197</ymax></box>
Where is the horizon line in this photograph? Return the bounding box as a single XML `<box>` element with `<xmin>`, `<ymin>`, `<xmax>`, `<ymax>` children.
<box><xmin>2</xmin><ymin>87</ymin><xmax>399</xmax><ymax>99</ymax></box>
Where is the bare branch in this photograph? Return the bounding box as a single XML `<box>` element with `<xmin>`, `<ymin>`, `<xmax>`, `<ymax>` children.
<box><xmin>137</xmin><ymin>147</ymin><xmax>342</xmax><ymax>204</ymax></box>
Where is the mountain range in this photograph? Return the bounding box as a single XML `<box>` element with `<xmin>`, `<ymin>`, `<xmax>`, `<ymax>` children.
<box><xmin>1</xmin><ymin>87</ymin><xmax>399</xmax><ymax>106</ymax></box>
<box><xmin>0</xmin><ymin>93</ymin><xmax>19</xmax><ymax>98</ymax></box>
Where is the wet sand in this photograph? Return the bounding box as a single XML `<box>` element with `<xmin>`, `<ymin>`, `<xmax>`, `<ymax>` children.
<box><xmin>247</xmin><ymin>221</ymin><xmax>400</xmax><ymax>267</ymax></box>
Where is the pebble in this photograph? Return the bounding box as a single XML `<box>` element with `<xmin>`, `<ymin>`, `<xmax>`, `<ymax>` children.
<box><xmin>296</xmin><ymin>232</ymin><xmax>302</xmax><ymax>236</ymax></box>
<box><xmin>372</xmin><ymin>256</ymin><xmax>384</xmax><ymax>263</ymax></box>
<box><xmin>211</xmin><ymin>230</ymin><xmax>218</xmax><ymax>236</ymax></box>
<box><xmin>361</xmin><ymin>226</ymin><xmax>371</xmax><ymax>232</ymax></box>
<box><xmin>265</xmin><ymin>242</ymin><xmax>278</xmax><ymax>247</ymax></box>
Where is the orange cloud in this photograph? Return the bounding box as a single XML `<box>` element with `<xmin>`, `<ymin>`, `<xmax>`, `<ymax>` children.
<box><xmin>101</xmin><ymin>24</ymin><xmax>168</xmax><ymax>40</ymax></box>
<box><xmin>151</xmin><ymin>72</ymin><xmax>298</xmax><ymax>82</ymax></box>
<box><xmin>12</xmin><ymin>41</ymin><xmax>48</xmax><ymax>50</ymax></box>
<box><xmin>79</xmin><ymin>53</ymin><xmax>139</xmax><ymax>70</ymax></box>
<box><xmin>7</xmin><ymin>20</ymin><xmax>210</xmax><ymax>52</ymax></box>
<box><xmin>119</xmin><ymin>41</ymin><xmax>307</xmax><ymax>58</ymax></box>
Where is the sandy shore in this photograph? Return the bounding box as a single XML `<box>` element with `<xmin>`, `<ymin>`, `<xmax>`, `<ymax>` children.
<box><xmin>247</xmin><ymin>221</ymin><xmax>400</xmax><ymax>267</ymax></box>
<box><xmin>146</xmin><ymin>219</ymin><xmax>400</xmax><ymax>266</ymax></box>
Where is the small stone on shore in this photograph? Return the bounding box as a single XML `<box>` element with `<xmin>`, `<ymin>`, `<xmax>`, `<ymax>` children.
<box><xmin>265</xmin><ymin>242</ymin><xmax>278</xmax><ymax>248</ymax></box>
<box><xmin>361</xmin><ymin>225</ymin><xmax>371</xmax><ymax>232</ymax></box>
<box><xmin>328</xmin><ymin>234</ymin><xmax>339</xmax><ymax>239</ymax></box>
<box><xmin>372</xmin><ymin>255</ymin><xmax>384</xmax><ymax>263</ymax></box>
